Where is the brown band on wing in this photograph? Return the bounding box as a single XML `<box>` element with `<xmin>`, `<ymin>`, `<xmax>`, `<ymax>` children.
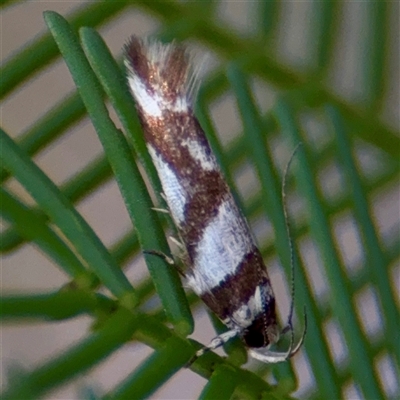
<box><xmin>200</xmin><ymin>248</ymin><xmax>273</xmax><ymax>320</ymax></box>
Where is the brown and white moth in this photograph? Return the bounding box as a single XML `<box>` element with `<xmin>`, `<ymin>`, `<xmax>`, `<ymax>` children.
<box><xmin>124</xmin><ymin>37</ymin><xmax>305</xmax><ymax>363</ymax></box>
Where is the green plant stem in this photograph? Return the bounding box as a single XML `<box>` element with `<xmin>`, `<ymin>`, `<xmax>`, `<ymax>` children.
<box><xmin>0</xmin><ymin>128</ymin><xmax>136</xmax><ymax>304</ymax></box>
<box><xmin>199</xmin><ymin>364</ymin><xmax>238</xmax><ymax>400</ymax></box>
<box><xmin>0</xmin><ymin>290</ymin><xmax>115</xmax><ymax>321</ymax></box>
<box><xmin>1</xmin><ymin>154</ymin><xmax>113</xmax><ymax>253</ymax></box>
<box><xmin>0</xmin><ymin>188</ymin><xmax>91</xmax><ymax>283</ymax></box>
<box><xmin>275</xmin><ymin>99</ymin><xmax>385</xmax><ymax>400</ymax></box>
<box><xmin>1</xmin><ymin>308</ymin><xmax>139</xmax><ymax>400</ymax></box>
<box><xmin>1</xmin><ymin>2</ymin><xmax>129</xmax><ymax>98</ymax></box>
<box><xmin>42</xmin><ymin>11</ymin><xmax>192</xmax><ymax>335</ymax></box>
<box><xmin>327</xmin><ymin>105</ymin><xmax>400</xmax><ymax>362</ymax></box>
<box><xmin>0</xmin><ymin>92</ymin><xmax>86</xmax><ymax>183</ymax></box>
<box><xmin>106</xmin><ymin>336</ymin><xmax>193</xmax><ymax>400</ymax></box>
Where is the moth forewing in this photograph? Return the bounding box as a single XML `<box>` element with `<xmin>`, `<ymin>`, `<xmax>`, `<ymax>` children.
<box><xmin>124</xmin><ymin>36</ymin><xmax>305</xmax><ymax>363</ymax></box>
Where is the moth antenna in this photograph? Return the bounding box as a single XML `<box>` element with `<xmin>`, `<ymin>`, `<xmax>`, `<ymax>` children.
<box><xmin>281</xmin><ymin>142</ymin><xmax>302</xmax><ymax>332</ymax></box>
<box><xmin>143</xmin><ymin>249</ymin><xmax>174</xmax><ymax>265</ymax></box>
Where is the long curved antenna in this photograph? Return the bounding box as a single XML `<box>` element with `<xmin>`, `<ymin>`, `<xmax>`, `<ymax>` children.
<box><xmin>281</xmin><ymin>142</ymin><xmax>302</xmax><ymax>332</ymax></box>
<box><xmin>248</xmin><ymin>144</ymin><xmax>308</xmax><ymax>364</ymax></box>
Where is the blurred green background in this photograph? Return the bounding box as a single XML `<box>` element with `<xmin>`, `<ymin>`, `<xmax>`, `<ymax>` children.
<box><xmin>1</xmin><ymin>1</ymin><xmax>399</xmax><ymax>399</ymax></box>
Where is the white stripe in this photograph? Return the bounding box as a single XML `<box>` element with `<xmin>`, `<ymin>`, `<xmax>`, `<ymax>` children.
<box><xmin>187</xmin><ymin>198</ymin><xmax>254</xmax><ymax>295</ymax></box>
<box><xmin>181</xmin><ymin>138</ymin><xmax>217</xmax><ymax>171</ymax></box>
<box><xmin>147</xmin><ymin>145</ymin><xmax>187</xmax><ymax>224</ymax></box>
<box><xmin>127</xmin><ymin>75</ymin><xmax>189</xmax><ymax>117</ymax></box>
<box><xmin>128</xmin><ymin>76</ymin><xmax>162</xmax><ymax>117</ymax></box>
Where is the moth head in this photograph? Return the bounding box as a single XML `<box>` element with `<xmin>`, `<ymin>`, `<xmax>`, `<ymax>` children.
<box><xmin>240</xmin><ymin>288</ymin><xmax>306</xmax><ymax>363</ymax></box>
<box><xmin>241</xmin><ymin>313</ymin><xmax>280</xmax><ymax>348</ymax></box>
<box><xmin>246</xmin><ymin>309</ymin><xmax>308</xmax><ymax>364</ymax></box>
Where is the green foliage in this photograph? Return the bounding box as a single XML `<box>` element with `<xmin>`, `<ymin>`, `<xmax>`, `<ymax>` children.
<box><xmin>1</xmin><ymin>2</ymin><xmax>399</xmax><ymax>399</ymax></box>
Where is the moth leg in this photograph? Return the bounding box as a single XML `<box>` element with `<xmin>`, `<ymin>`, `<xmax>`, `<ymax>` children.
<box><xmin>169</xmin><ymin>235</ymin><xmax>185</xmax><ymax>250</ymax></box>
<box><xmin>151</xmin><ymin>203</ymin><xmax>185</xmax><ymax>252</ymax></box>
<box><xmin>151</xmin><ymin>207</ymin><xmax>170</xmax><ymax>214</ymax></box>
<box><xmin>143</xmin><ymin>249</ymin><xmax>186</xmax><ymax>277</ymax></box>
<box><xmin>143</xmin><ymin>249</ymin><xmax>174</xmax><ymax>265</ymax></box>
<box><xmin>186</xmin><ymin>328</ymin><xmax>239</xmax><ymax>367</ymax></box>
<box><xmin>151</xmin><ymin>197</ymin><xmax>186</xmax><ymax>256</ymax></box>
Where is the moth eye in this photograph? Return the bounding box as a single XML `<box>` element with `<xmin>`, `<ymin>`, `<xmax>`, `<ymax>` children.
<box><xmin>243</xmin><ymin>328</ymin><xmax>266</xmax><ymax>348</ymax></box>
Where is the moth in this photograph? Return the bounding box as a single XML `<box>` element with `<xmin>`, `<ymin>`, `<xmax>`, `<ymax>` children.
<box><xmin>124</xmin><ymin>37</ymin><xmax>305</xmax><ymax>363</ymax></box>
